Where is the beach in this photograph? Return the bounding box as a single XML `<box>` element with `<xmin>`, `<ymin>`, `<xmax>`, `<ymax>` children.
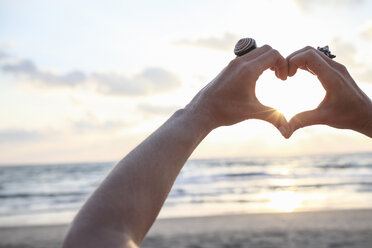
<box><xmin>1</xmin><ymin>209</ymin><xmax>372</xmax><ymax>248</ymax></box>
<box><xmin>1</xmin><ymin>154</ymin><xmax>372</xmax><ymax>247</ymax></box>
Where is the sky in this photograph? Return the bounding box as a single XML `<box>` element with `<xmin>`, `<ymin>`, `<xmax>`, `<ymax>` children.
<box><xmin>1</xmin><ymin>0</ymin><xmax>372</xmax><ymax>165</ymax></box>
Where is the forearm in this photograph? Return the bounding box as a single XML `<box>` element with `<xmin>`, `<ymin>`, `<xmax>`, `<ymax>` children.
<box><xmin>63</xmin><ymin>45</ymin><xmax>290</xmax><ymax>248</ymax></box>
<box><xmin>63</xmin><ymin>107</ymin><xmax>213</xmax><ymax>247</ymax></box>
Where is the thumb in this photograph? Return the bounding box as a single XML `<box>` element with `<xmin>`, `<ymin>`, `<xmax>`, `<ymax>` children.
<box><xmin>253</xmin><ymin>104</ymin><xmax>290</xmax><ymax>138</ymax></box>
<box><xmin>289</xmin><ymin>109</ymin><xmax>326</xmax><ymax>136</ymax></box>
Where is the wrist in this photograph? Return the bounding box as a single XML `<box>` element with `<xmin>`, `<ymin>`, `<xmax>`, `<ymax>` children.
<box><xmin>179</xmin><ymin>104</ymin><xmax>218</xmax><ymax>134</ymax></box>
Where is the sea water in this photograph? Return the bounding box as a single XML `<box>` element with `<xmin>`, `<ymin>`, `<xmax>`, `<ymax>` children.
<box><xmin>1</xmin><ymin>153</ymin><xmax>372</xmax><ymax>226</ymax></box>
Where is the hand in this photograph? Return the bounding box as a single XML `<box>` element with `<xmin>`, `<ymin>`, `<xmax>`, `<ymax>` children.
<box><xmin>185</xmin><ymin>45</ymin><xmax>290</xmax><ymax>138</ymax></box>
<box><xmin>287</xmin><ymin>46</ymin><xmax>372</xmax><ymax>138</ymax></box>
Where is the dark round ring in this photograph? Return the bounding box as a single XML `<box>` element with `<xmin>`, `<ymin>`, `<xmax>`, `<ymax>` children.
<box><xmin>234</xmin><ymin>38</ymin><xmax>257</xmax><ymax>56</ymax></box>
<box><xmin>317</xmin><ymin>46</ymin><xmax>336</xmax><ymax>59</ymax></box>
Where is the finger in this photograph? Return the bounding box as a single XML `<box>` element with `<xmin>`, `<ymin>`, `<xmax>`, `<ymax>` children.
<box><xmin>288</xmin><ymin>109</ymin><xmax>327</xmax><ymax>135</ymax></box>
<box><xmin>288</xmin><ymin>49</ymin><xmax>337</xmax><ymax>90</ymax></box>
<box><xmin>315</xmin><ymin>49</ymin><xmax>351</xmax><ymax>74</ymax></box>
<box><xmin>252</xmin><ymin>104</ymin><xmax>290</xmax><ymax>138</ymax></box>
<box><xmin>287</xmin><ymin>46</ymin><xmax>344</xmax><ymax>77</ymax></box>
<box><xmin>302</xmin><ymin>46</ymin><xmax>346</xmax><ymax>72</ymax></box>
<box><xmin>287</xmin><ymin>46</ymin><xmax>326</xmax><ymax>76</ymax></box>
<box><xmin>238</xmin><ymin>44</ymin><xmax>274</xmax><ymax>61</ymax></box>
<box><xmin>314</xmin><ymin>48</ymin><xmax>356</xmax><ymax>84</ymax></box>
<box><xmin>270</xmin><ymin>66</ymin><xmax>280</xmax><ymax>79</ymax></box>
<box><xmin>287</xmin><ymin>46</ymin><xmax>316</xmax><ymax>63</ymax></box>
<box><xmin>232</xmin><ymin>45</ymin><xmax>278</xmax><ymax>72</ymax></box>
<box><xmin>252</xmin><ymin>48</ymin><xmax>288</xmax><ymax>80</ymax></box>
<box><xmin>287</xmin><ymin>46</ymin><xmax>329</xmax><ymax>67</ymax></box>
<box><xmin>287</xmin><ymin>46</ymin><xmax>311</xmax><ymax>76</ymax></box>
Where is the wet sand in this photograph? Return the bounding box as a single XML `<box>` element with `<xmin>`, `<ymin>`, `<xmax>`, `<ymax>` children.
<box><xmin>1</xmin><ymin>209</ymin><xmax>372</xmax><ymax>248</ymax></box>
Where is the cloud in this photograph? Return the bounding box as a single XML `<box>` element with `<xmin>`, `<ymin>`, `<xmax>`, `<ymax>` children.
<box><xmin>361</xmin><ymin>22</ymin><xmax>372</xmax><ymax>41</ymax></box>
<box><xmin>73</xmin><ymin>119</ymin><xmax>127</xmax><ymax>133</ymax></box>
<box><xmin>137</xmin><ymin>103</ymin><xmax>180</xmax><ymax>116</ymax></box>
<box><xmin>358</xmin><ymin>68</ymin><xmax>372</xmax><ymax>83</ymax></box>
<box><xmin>2</xmin><ymin>59</ymin><xmax>86</xmax><ymax>87</ymax></box>
<box><xmin>93</xmin><ymin>68</ymin><xmax>181</xmax><ymax>96</ymax></box>
<box><xmin>331</xmin><ymin>38</ymin><xmax>359</xmax><ymax>67</ymax></box>
<box><xmin>2</xmin><ymin>59</ymin><xmax>37</xmax><ymax>74</ymax></box>
<box><xmin>1</xmin><ymin>57</ymin><xmax>181</xmax><ymax>95</ymax></box>
<box><xmin>331</xmin><ymin>37</ymin><xmax>372</xmax><ymax>83</ymax></box>
<box><xmin>0</xmin><ymin>129</ymin><xmax>44</xmax><ymax>143</ymax></box>
<box><xmin>294</xmin><ymin>0</ymin><xmax>364</xmax><ymax>10</ymax></box>
<box><xmin>0</xmin><ymin>51</ymin><xmax>7</xmax><ymax>60</ymax></box>
<box><xmin>0</xmin><ymin>117</ymin><xmax>128</xmax><ymax>144</ymax></box>
<box><xmin>174</xmin><ymin>33</ymin><xmax>239</xmax><ymax>51</ymax></box>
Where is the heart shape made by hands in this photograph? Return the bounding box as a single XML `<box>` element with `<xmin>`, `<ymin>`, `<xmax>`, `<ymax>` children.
<box><xmin>255</xmin><ymin>69</ymin><xmax>326</xmax><ymax>121</ymax></box>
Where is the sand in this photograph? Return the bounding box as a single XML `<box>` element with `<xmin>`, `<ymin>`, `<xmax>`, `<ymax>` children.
<box><xmin>1</xmin><ymin>209</ymin><xmax>372</xmax><ymax>248</ymax></box>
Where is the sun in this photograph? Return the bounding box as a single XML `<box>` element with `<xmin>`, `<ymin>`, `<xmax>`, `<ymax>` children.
<box><xmin>267</xmin><ymin>191</ymin><xmax>302</xmax><ymax>213</ymax></box>
<box><xmin>256</xmin><ymin>71</ymin><xmax>326</xmax><ymax>121</ymax></box>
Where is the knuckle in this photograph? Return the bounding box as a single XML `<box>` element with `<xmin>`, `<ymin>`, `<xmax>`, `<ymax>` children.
<box><xmin>241</xmin><ymin>62</ymin><xmax>258</xmax><ymax>79</ymax></box>
<box><xmin>270</xmin><ymin>49</ymin><xmax>280</xmax><ymax>57</ymax></box>
<box><xmin>304</xmin><ymin>45</ymin><xmax>314</xmax><ymax>51</ymax></box>
<box><xmin>262</xmin><ymin>44</ymin><xmax>272</xmax><ymax>50</ymax></box>
<box><xmin>228</xmin><ymin>57</ymin><xmax>240</xmax><ymax>67</ymax></box>
<box><xmin>339</xmin><ymin>64</ymin><xmax>348</xmax><ymax>73</ymax></box>
<box><xmin>242</xmin><ymin>62</ymin><xmax>254</xmax><ymax>73</ymax></box>
<box><xmin>305</xmin><ymin>49</ymin><xmax>318</xmax><ymax>58</ymax></box>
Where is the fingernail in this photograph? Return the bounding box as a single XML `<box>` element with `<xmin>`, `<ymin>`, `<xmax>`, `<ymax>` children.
<box><xmin>279</xmin><ymin>126</ymin><xmax>287</xmax><ymax>137</ymax></box>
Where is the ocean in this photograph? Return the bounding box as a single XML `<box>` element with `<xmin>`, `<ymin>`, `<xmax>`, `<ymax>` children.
<box><xmin>1</xmin><ymin>153</ymin><xmax>372</xmax><ymax>227</ymax></box>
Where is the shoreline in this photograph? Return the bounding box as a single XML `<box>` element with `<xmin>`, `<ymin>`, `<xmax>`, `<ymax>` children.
<box><xmin>1</xmin><ymin>206</ymin><xmax>371</xmax><ymax>228</ymax></box>
<box><xmin>1</xmin><ymin>208</ymin><xmax>372</xmax><ymax>248</ymax></box>
<box><xmin>2</xmin><ymin>150</ymin><xmax>372</xmax><ymax>168</ymax></box>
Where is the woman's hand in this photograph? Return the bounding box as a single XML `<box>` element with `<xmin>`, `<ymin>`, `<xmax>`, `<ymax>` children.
<box><xmin>287</xmin><ymin>46</ymin><xmax>372</xmax><ymax>138</ymax></box>
<box><xmin>186</xmin><ymin>45</ymin><xmax>290</xmax><ymax>138</ymax></box>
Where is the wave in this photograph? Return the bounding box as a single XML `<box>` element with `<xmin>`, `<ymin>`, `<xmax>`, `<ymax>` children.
<box><xmin>0</xmin><ymin>191</ymin><xmax>87</xmax><ymax>199</ymax></box>
<box><xmin>314</xmin><ymin>163</ymin><xmax>372</xmax><ymax>169</ymax></box>
<box><xmin>268</xmin><ymin>182</ymin><xmax>372</xmax><ymax>190</ymax></box>
<box><xmin>1</xmin><ymin>153</ymin><xmax>372</xmax><ymax>226</ymax></box>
